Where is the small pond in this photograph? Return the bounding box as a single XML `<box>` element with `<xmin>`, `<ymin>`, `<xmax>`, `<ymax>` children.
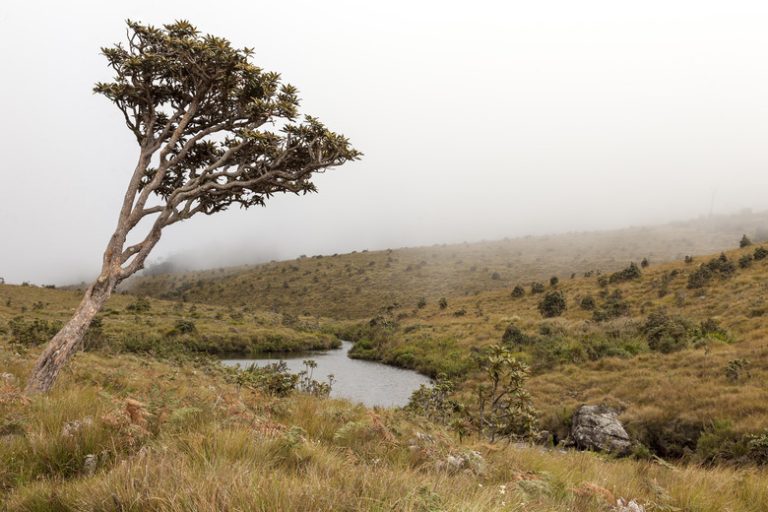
<box><xmin>221</xmin><ymin>341</ymin><xmax>432</xmax><ymax>408</ymax></box>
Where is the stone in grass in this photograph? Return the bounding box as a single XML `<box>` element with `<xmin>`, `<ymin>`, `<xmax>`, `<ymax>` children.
<box><xmin>569</xmin><ymin>405</ymin><xmax>631</xmax><ymax>456</ymax></box>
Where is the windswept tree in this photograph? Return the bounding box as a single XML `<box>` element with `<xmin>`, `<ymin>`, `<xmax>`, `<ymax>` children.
<box><xmin>26</xmin><ymin>20</ymin><xmax>360</xmax><ymax>393</ymax></box>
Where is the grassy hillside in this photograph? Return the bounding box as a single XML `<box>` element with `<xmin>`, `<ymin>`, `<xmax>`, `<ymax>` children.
<box><xmin>2</xmin><ymin>339</ymin><xmax>767</xmax><ymax>511</ymax></box>
<box><xmin>125</xmin><ymin>210</ymin><xmax>768</xmax><ymax>319</ymax></box>
<box><xmin>0</xmin><ymin>284</ymin><xmax>338</xmax><ymax>358</ymax></box>
<box><xmin>335</xmin><ymin>242</ymin><xmax>768</xmax><ymax>462</ymax></box>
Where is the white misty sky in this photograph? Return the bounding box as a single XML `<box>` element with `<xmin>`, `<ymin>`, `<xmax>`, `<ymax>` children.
<box><xmin>0</xmin><ymin>0</ymin><xmax>767</xmax><ymax>284</ymax></box>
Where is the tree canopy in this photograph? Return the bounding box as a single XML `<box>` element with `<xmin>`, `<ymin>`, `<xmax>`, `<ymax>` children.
<box><xmin>95</xmin><ymin>19</ymin><xmax>360</xmax><ymax>277</ymax></box>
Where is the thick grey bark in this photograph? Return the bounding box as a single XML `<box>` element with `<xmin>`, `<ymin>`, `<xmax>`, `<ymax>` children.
<box><xmin>25</xmin><ymin>277</ymin><xmax>115</xmax><ymax>394</ymax></box>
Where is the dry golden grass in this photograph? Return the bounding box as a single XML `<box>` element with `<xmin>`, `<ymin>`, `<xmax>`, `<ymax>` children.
<box><xmin>2</xmin><ymin>341</ymin><xmax>768</xmax><ymax>511</ymax></box>
<box><xmin>125</xmin><ymin>210</ymin><xmax>768</xmax><ymax>318</ymax></box>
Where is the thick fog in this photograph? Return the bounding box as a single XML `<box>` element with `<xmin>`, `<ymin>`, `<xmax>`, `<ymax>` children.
<box><xmin>1</xmin><ymin>0</ymin><xmax>767</xmax><ymax>284</ymax></box>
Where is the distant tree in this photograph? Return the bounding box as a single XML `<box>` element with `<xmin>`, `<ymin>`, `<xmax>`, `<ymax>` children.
<box><xmin>549</xmin><ymin>276</ymin><xmax>559</xmax><ymax>287</ymax></box>
<box><xmin>26</xmin><ymin>21</ymin><xmax>359</xmax><ymax>393</ymax></box>
<box><xmin>641</xmin><ymin>257</ymin><xmax>650</xmax><ymax>268</ymax></box>
<box><xmin>740</xmin><ymin>234</ymin><xmax>753</xmax><ymax>248</ymax></box>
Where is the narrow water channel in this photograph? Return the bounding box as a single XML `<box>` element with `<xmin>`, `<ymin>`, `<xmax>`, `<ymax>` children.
<box><xmin>221</xmin><ymin>341</ymin><xmax>431</xmax><ymax>408</ymax></box>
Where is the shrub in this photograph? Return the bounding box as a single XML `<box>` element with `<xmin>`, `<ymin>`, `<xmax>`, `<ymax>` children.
<box><xmin>754</xmin><ymin>246</ymin><xmax>768</xmax><ymax>261</ymax></box>
<box><xmin>740</xmin><ymin>234</ymin><xmax>753</xmax><ymax>248</ymax></box>
<box><xmin>416</xmin><ymin>297</ymin><xmax>427</xmax><ymax>309</ymax></box>
<box><xmin>407</xmin><ymin>374</ymin><xmax>462</xmax><ymax>425</ymax></box>
<box><xmin>501</xmin><ymin>323</ymin><xmax>532</xmax><ymax>345</ymax></box>
<box><xmin>641</xmin><ymin>257</ymin><xmax>650</xmax><ymax>268</ymax></box>
<box><xmin>530</xmin><ymin>282</ymin><xmax>545</xmax><ymax>294</ymax></box>
<box><xmin>725</xmin><ymin>359</ymin><xmax>750</xmax><ymax>383</ymax></box>
<box><xmin>687</xmin><ymin>253</ymin><xmax>736</xmax><ymax>289</ymax></box>
<box><xmin>170</xmin><ymin>319</ymin><xmax>197</xmax><ymax>335</ymax></box>
<box><xmin>739</xmin><ymin>254</ymin><xmax>753</xmax><ymax>269</ymax></box>
<box><xmin>438</xmin><ymin>297</ymin><xmax>448</xmax><ymax>310</ymax></box>
<box><xmin>491</xmin><ymin>272</ymin><xmax>501</xmax><ymax>280</ymax></box>
<box><xmin>126</xmin><ymin>296</ymin><xmax>151</xmax><ymax>313</ymax></box>
<box><xmin>609</xmin><ymin>262</ymin><xmax>642</xmax><ymax>283</ymax></box>
<box><xmin>579</xmin><ymin>295</ymin><xmax>596</xmax><ymax>311</ymax></box>
<box><xmin>592</xmin><ymin>290</ymin><xmax>630</xmax><ymax>321</ymax></box>
<box><xmin>549</xmin><ymin>276</ymin><xmax>559</xmax><ymax>287</ymax></box>
<box><xmin>9</xmin><ymin>316</ymin><xmax>62</xmax><ymax>346</ymax></box>
<box><xmin>511</xmin><ymin>285</ymin><xmax>525</xmax><ymax>298</ymax></box>
<box><xmin>234</xmin><ymin>361</ymin><xmax>299</xmax><ymax>396</ymax></box>
<box><xmin>684</xmin><ymin>255</ymin><xmax>694</xmax><ymax>264</ymax></box>
<box><xmin>473</xmin><ymin>345</ymin><xmax>537</xmax><ymax>442</ymax></box>
<box><xmin>643</xmin><ymin>308</ymin><xmax>690</xmax><ymax>353</ymax></box>
<box><xmin>538</xmin><ymin>291</ymin><xmax>566</xmax><ymax>318</ymax></box>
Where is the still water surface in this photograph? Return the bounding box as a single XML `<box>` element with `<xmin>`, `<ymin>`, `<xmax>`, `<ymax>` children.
<box><xmin>221</xmin><ymin>341</ymin><xmax>431</xmax><ymax>408</ymax></box>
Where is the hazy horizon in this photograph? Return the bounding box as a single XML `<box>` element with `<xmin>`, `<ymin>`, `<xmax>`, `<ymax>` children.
<box><xmin>2</xmin><ymin>1</ymin><xmax>767</xmax><ymax>285</ymax></box>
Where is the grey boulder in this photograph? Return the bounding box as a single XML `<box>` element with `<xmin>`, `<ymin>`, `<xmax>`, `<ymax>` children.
<box><xmin>569</xmin><ymin>405</ymin><xmax>631</xmax><ymax>455</ymax></box>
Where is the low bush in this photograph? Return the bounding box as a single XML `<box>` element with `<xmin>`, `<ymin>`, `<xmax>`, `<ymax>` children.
<box><xmin>609</xmin><ymin>262</ymin><xmax>642</xmax><ymax>284</ymax></box>
<box><xmin>8</xmin><ymin>316</ymin><xmax>62</xmax><ymax>346</ymax></box>
<box><xmin>643</xmin><ymin>308</ymin><xmax>690</xmax><ymax>353</ymax></box>
<box><xmin>538</xmin><ymin>291</ymin><xmax>566</xmax><ymax>318</ymax></box>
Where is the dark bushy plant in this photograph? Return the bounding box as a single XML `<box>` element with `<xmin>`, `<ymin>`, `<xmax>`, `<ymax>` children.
<box><xmin>530</xmin><ymin>282</ymin><xmax>545</xmax><ymax>294</ymax></box>
<box><xmin>501</xmin><ymin>323</ymin><xmax>533</xmax><ymax>345</ymax></box>
<box><xmin>643</xmin><ymin>308</ymin><xmax>690</xmax><ymax>353</ymax></box>
<box><xmin>511</xmin><ymin>285</ymin><xmax>525</xmax><ymax>298</ymax></box>
<box><xmin>538</xmin><ymin>291</ymin><xmax>566</xmax><ymax>318</ymax></box>
<box><xmin>687</xmin><ymin>253</ymin><xmax>736</xmax><ymax>289</ymax></box>
<box><xmin>609</xmin><ymin>262</ymin><xmax>642</xmax><ymax>284</ymax></box>
<box><xmin>579</xmin><ymin>295</ymin><xmax>596</xmax><ymax>311</ymax></box>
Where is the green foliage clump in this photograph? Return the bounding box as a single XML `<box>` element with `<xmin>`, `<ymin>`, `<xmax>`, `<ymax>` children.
<box><xmin>609</xmin><ymin>262</ymin><xmax>642</xmax><ymax>284</ymax></box>
<box><xmin>473</xmin><ymin>345</ymin><xmax>537</xmax><ymax>443</ymax></box>
<box><xmin>592</xmin><ymin>290</ymin><xmax>630</xmax><ymax>321</ymax></box>
<box><xmin>687</xmin><ymin>253</ymin><xmax>736</xmax><ymax>289</ymax></box>
<box><xmin>234</xmin><ymin>361</ymin><xmax>299</xmax><ymax>396</ymax></box>
<box><xmin>126</xmin><ymin>296</ymin><xmax>151</xmax><ymax>313</ymax></box>
<box><xmin>511</xmin><ymin>285</ymin><xmax>525</xmax><ymax>298</ymax></box>
<box><xmin>530</xmin><ymin>282</ymin><xmax>545</xmax><ymax>294</ymax></box>
<box><xmin>407</xmin><ymin>374</ymin><xmax>462</xmax><ymax>425</ymax></box>
<box><xmin>643</xmin><ymin>308</ymin><xmax>690</xmax><ymax>353</ymax></box>
<box><xmin>170</xmin><ymin>319</ymin><xmax>197</xmax><ymax>335</ymax></box>
<box><xmin>501</xmin><ymin>323</ymin><xmax>532</xmax><ymax>346</ymax></box>
<box><xmin>738</xmin><ymin>254</ymin><xmax>753</xmax><ymax>269</ymax></box>
<box><xmin>740</xmin><ymin>234</ymin><xmax>753</xmax><ymax>248</ymax></box>
<box><xmin>8</xmin><ymin>316</ymin><xmax>62</xmax><ymax>346</ymax></box>
<box><xmin>725</xmin><ymin>359</ymin><xmax>750</xmax><ymax>383</ymax></box>
<box><xmin>538</xmin><ymin>291</ymin><xmax>566</xmax><ymax>318</ymax></box>
<box><xmin>579</xmin><ymin>295</ymin><xmax>596</xmax><ymax>311</ymax></box>
<box><xmin>754</xmin><ymin>246</ymin><xmax>768</xmax><ymax>261</ymax></box>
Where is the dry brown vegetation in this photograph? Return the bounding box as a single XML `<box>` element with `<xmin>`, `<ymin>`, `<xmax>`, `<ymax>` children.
<box><xmin>126</xmin><ymin>211</ymin><xmax>768</xmax><ymax>318</ymax></box>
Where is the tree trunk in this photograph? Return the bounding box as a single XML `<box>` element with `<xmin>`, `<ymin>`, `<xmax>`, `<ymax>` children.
<box><xmin>25</xmin><ymin>278</ymin><xmax>115</xmax><ymax>394</ymax></box>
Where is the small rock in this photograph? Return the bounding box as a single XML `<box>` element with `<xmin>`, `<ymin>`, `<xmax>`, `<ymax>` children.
<box><xmin>61</xmin><ymin>417</ymin><xmax>93</xmax><ymax>438</ymax></box>
<box><xmin>83</xmin><ymin>454</ymin><xmax>98</xmax><ymax>475</ymax></box>
<box><xmin>614</xmin><ymin>498</ymin><xmax>646</xmax><ymax>512</ymax></box>
<box><xmin>435</xmin><ymin>450</ymin><xmax>486</xmax><ymax>475</ymax></box>
<box><xmin>569</xmin><ymin>405</ymin><xmax>631</xmax><ymax>455</ymax></box>
<box><xmin>415</xmin><ymin>432</ymin><xmax>434</xmax><ymax>444</ymax></box>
